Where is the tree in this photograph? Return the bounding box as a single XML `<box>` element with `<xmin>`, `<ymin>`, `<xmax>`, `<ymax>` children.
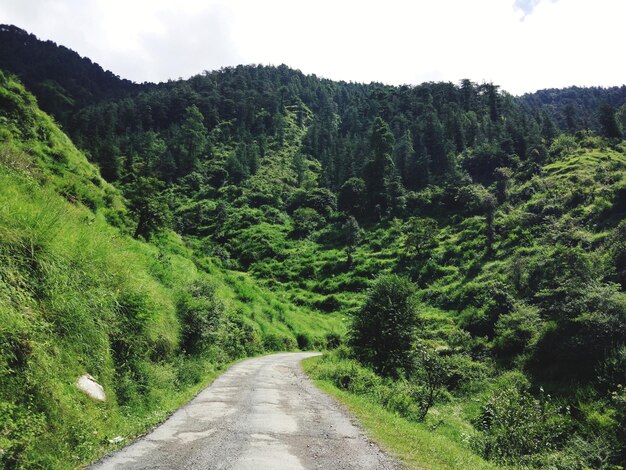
<box><xmin>393</xmin><ymin>130</ymin><xmax>414</xmax><ymax>185</ymax></box>
<box><xmin>138</xmin><ymin>130</ymin><xmax>166</xmax><ymax>176</ymax></box>
<box><xmin>423</xmin><ymin>113</ymin><xmax>450</xmax><ymax>177</ymax></box>
<box><xmin>484</xmin><ymin>192</ymin><xmax>497</xmax><ymax>256</ymax></box>
<box><xmin>338</xmin><ymin>177</ymin><xmax>366</xmax><ymax>217</ymax></box>
<box><xmin>540</xmin><ymin>112</ymin><xmax>557</xmax><ymax>143</ymax></box>
<box><xmin>177</xmin><ymin>279</ymin><xmax>224</xmax><ymax>354</ymax></box>
<box><xmin>350</xmin><ymin>275</ymin><xmax>420</xmax><ymax>377</ymax></box>
<box><xmin>343</xmin><ymin>216</ymin><xmax>362</xmax><ymax>268</ymax></box>
<box><xmin>369</xmin><ymin>116</ymin><xmax>394</xmax><ymax>157</ymax></box>
<box><xmin>412</xmin><ymin>342</ymin><xmax>450</xmax><ymax>420</ymax></box>
<box><xmin>363</xmin><ymin>117</ymin><xmax>397</xmax><ymax>214</ymax></box>
<box><xmin>174</xmin><ymin>105</ymin><xmax>208</xmax><ymax>176</ymax></box>
<box><xmin>598</xmin><ymin>102</ymin><xmax>622</xmax><ymax>139</ymax></box>
<box><xmin>494</xmin><ymin>167</ymin><xmax>512</xmax><ymax>204</ymax></box>
<box><xmin>125</xmin><ymin>176</ymin><xmax>172</xmax><ymax>240</ymax></box>
<box><xmin>291</xmin><ymin>208</ymin><xmax>323</xmax><ymax>238</ymax></box>
<box><xmin>403</xmin><ymin>217</ymin><xmax>438</xmax><ymax>259</ymax></box>
<box><xmin>617</xmin><ymin>103</ymin><xmax>626</xmax><ymax>135</ymax></box>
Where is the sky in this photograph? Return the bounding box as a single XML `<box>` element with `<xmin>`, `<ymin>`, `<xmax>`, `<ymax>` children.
<box><xmin>0</xmin><ymin>0</ymin><xmax>624</xmax><ymax>95</ymax></box>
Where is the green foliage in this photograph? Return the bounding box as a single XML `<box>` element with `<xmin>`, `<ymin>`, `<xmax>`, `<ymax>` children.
<box><xmin>343</xmin><ymin>215</ymin><xmax>362</xmax><ymax>268</ymax></box>
<box><xmin>177</xmin><ymin>279</ymin><xmax>224</xmax><ymax>355</ymax></box>
<box><xmin>125</xmin><ymin>176</ymin><xmax>172</xmax><ymax>240</ymax></box>
<box><xmin>0</xmin><ymin>77</ymin><xmax>344</xmax><ymax>467</ymax></box>
<box><xmin>492</xmin><ymin>303</ymin><xmax>541</xmax><ymax>358</ymax></box>
<box><xmin>350</xmin><ymin>275</ymin><xmax>420</xmax><ymax>377</ymax></box>
<box><xmin>291</xmin><ymin>207</ymin><xmax>323</xmax><ymax>238</ymax></box>
<box><xmin>611</xmin><ymin>386</ymin><xmax>626</xmax><ymax>463</ymax></box>
<box><xmin>472</xmin><ymin>382</ymin><xmax>573</xmax><ymax>466</ymax></box>
<box><xmin>0</xmin><ymin>401</ymin><xmax>45</xmax><ymax>468</ymax></box>
<box><xmin>599</xmin><ymin>102</ymin><xmax>623</xmax><ymax>139</ymax></box>
<box><xmin>338</xmin><ymin>177</ymin><xmax>366</xmax><ymax>217</ymax></box>
<box><xmin>174</xmin><ymin>105</ymin><xmax>208</xmax><ymax>176</ymax></box>
<box><xmin>402</xmin><ymin>216</ymin><xmax>438</xmax><ymax>260</ymax></box>
<box><xmin>411</xmin><ymin>342</ymin><xmax>451</xmax><ymax>420</ymax></box>
<box><xmin>2</xmin><ymin>28</ymin><xmax>626</xmax><ymax>468</ymax></box>
<box><xmin>304</xmin><ymin>352</ymin><xmax>499</xmax><ymax>469</ymax></box>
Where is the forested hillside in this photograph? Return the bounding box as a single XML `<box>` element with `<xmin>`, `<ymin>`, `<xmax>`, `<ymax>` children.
<box><xmin>1</xmin><ymin>25</ymin><xmax>626</xmax><ymax>468</ymax></box>
<box><xmin>0</xmin><ymin>70</ymin><xmax>343</xmax><ymax>467</ymax></box>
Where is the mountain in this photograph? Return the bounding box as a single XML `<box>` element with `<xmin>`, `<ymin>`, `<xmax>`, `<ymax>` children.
<box><xmin>519</xmin><ymin>85</ymin><xmax>626</xmax><ymax>132</ymax></box>
<box><xmin>0</xmin><ymin>25</ymin><xmax>141</xmax><ymax>124</ymax></box>
<box><xmin>1</xmin><ymin>24</ymin><xmax>626</xmax><ymax>469</ymax></box>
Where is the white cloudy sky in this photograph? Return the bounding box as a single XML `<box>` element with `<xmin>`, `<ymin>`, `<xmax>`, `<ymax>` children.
<box><xmin>0</xmin><ymin>0</ymin><xmax>624</xmax><ymax>95</ymax></box>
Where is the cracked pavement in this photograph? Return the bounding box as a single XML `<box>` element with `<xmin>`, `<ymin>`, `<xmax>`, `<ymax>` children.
<box><xmin>91</xmin><ymin>352</ymin><xmax>400</xmax><ymax>469</ymax></box>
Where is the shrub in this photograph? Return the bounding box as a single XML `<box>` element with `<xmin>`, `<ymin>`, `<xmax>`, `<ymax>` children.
<box><xmin>612</xmin><ymin>385</ymin><xmax>626</xmax><ymax>463</ymax></box>
<box><xmin>177</xmin><ymin>279</ymin><xmax>224</xmax><ymax>355</ymax></box>
<box><xmin>314</xmin><ymin>294</ymin><xmax>341</xmax><ymax>313</ymax></box>
<box><xmin>263</xmin><ymin>333</ymin><xmax>297</xmax><ymax>352</ymax></box>
<box><xmin>291</xmin><ymin>207</ymin><xmax>323</xmax><ymax>238</ymax></box>
<box><xmin>411</xmin><ymin>342</ymin><xmax>450</xmax><ymax>420</ymax></box>
<box><xmin>219</xmin><ymin>313</ymin><xmax>264</xmax><ymax>359</ymax></box>
<box><xmin>492</xmin><ymin>303</ymin><xmax>542</xmax><ymax>358</ymax></box>
<box><xmin>0</xmin><ymin>401</ymin><xmax>45</xmax><ymax>468</ymax></box>
<box><xmin>324</xmin><ymin>332</ymin><xmax>343</xmax><ymax>350</ymax></box>
<box><xmin>350</xmin><ymin>275</ymin><xmax>420</xmax><ymax>377</ymax></box>
<box><xmin>296</xmin><ymin>333</ymin><xmax>312</xmax><ymax>350</ymax></box>
<box><xmin>472</xmin><ymin>382</ymin><xmax>573</xmax><ymax>465</ymax></box>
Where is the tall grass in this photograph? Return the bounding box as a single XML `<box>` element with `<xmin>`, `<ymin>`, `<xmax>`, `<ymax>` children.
<box><xmin>0</xmin><ymin>72</ymin><xmax>345</xmax><ymax>467</ymax></box>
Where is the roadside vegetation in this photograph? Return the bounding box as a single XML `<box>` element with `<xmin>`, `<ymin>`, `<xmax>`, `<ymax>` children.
<box><xmin>0</xmin><ymin>71</ymin><xmax>344</xmax><ymax>468</ymax></box>
<box><xmin>1</xmin><ymin>25</ymin><xmax>626</xmax><ymax>468</ymax></box>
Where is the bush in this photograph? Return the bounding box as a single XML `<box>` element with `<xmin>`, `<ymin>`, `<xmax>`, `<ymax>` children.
<box><xmin>219</xmin><ymin>313</ymin><xmax>264</xmax><ymax>359</ymax></box>
<box><xmin>472</xmin><ymin>382</ymin><xmax>573</xmax><ymax>465</ymax></box>
<box><xmin>296</xmin><ymin>333</ymin><xmax>312</xmax><ymax>350</ymax></box>
<box><xmin>492</xmin><ymin>303</ymin><xmax>542</xmax><ymax>358</ymax></box>
<box><xmin>0</xmin><ymin>401</ymin><xmax>45</xmax><ymax>468</ymax></box>
<box><xmin>291</xmin><ymin>207</ymin><xmax>323</xmax><ymax>238</ymax></box>
<box><xmin>324</xmin><ymin>332</ymin><xmax>343</xmax><ymax>350</ymax></box>
<box><xmin>314</xmin><ymin>294</ymin><xmax>341</xmax><ymax>313</ymax></box>
<box><xmin>313</xmin><ymin>356</ymin><xmax>382</xmax><ymax>394</ymax></box>
<box><xmin>410</xmin><ymin>343</ymin><xmax>450</xmax><ymax>420</ymax></box>
<box><xmin>177</xmin><ymin>279</ymin><xmax>224</xmax><ymax>355</ymax></box>
<box><xmin>263</xmin><ymin>333</ymin><xmax>297</xmax><ymax>352</ymax></box>
<box><xmin>350</xmin><ymin>274</ymin><xmax>420</xmax><ymax>377</ymax></box>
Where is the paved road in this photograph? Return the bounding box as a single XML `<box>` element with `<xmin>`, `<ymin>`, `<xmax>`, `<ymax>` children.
<box><xmin>92</xmin><ymin>352</ymin><xmax>399</xmax><ymax>470</ymax></box>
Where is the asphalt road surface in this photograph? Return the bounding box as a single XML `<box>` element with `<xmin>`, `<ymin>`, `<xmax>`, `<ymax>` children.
<box><xmin>91</xmin><ymin>352</ymin><xmax>400</xmax><ymax>469</ymax></box>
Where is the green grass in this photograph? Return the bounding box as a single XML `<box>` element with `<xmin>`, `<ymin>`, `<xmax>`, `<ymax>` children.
<box><xmin>0</xmin><ymin>74</ymin><xmax>347</xmax><ymax>468</ymax></box>
<box><xmin>303</xmin><ymin>356</ymin><xmax>501</xmax><ymax>470</ymax></box>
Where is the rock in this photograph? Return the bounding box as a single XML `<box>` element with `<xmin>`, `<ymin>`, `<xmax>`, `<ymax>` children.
<box><xmin>109</xmin><ymin>436</ymin><xmax>125</xmax><ymax>444</ymax></box>
<box><xmin>76</xmin><ymin>374</ymin><xmax>106</xmax><ymax>401</ymax></box>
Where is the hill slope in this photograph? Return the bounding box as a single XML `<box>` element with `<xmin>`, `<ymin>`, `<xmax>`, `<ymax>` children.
<box><xmin>1</xmin><ymin>24</ymin><xmax>626</xmax><ymax>469</ymax></box>
<box><xmin>0</xmin><ymin>71</ymin><xmax>343</xmax><ymax>468</ymax></box>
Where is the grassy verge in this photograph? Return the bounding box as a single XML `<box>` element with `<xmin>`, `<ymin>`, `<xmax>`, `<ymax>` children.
<box><xmin>302</xmin><ymin>356</ymin><xmax>500</xmax><ymax>470</ymax></box>
<box><xmin>88</xmin><ymin>355</ymin><xmax>246</xmax><ymax>465</ymax></box>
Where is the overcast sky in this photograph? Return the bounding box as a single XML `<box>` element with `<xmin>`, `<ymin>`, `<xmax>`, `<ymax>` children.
<box><xmin>0</xmin><ymin>0</ymin><xmax>623</xmax><ymax>95</ymax></box>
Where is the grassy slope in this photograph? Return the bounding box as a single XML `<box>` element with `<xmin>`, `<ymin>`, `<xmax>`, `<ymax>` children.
<box><xmin>303</xmin><ymin>356</ymin><xmax>500</xmax><ymax>470</ymax></box>
<box><xmin>0</xmin><ymin>71</ymin><xmax>344</xmax><ymax>468</ymax></box>
<box><xmin>300</xmin><ymin>141</ymin><xmax>626</xmax><ymax>469</ymax></box>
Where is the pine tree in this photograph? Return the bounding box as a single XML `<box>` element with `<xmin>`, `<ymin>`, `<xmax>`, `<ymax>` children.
<box><xmin>363</xmin><ymin>117</ymin><xmax>397</xmax><ymax>214</ymax></box>
<box><xmin>175</xmin><ymin>105</ymin><xmax>208</xmax><ymax>177</ymax></box>
<box><xmin>599</xmin><ymin>102</ymin><xmax>623</xmax><ymax>139</ymax></box>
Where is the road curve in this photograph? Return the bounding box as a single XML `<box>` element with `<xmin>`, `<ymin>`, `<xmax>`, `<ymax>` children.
<box><xmin>91</xmin><ymin>352</ymin><xmax>399</xmax><ymax>470</ymax></box>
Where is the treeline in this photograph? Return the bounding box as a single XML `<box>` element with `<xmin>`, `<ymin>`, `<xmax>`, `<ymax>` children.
<box><xmin>0</xmin><ymin>25</ymin><xmax>140</xmax><ymax>121</ymax></box>
<box><xmin>519</xmin><ymin>85</ymin><xmax>626</xmax><ymax>133</ymax></box>
<box><xmin>67</xmin><ymin>67</ymin><xmax>529</xmax><ymax>191</ymax></box>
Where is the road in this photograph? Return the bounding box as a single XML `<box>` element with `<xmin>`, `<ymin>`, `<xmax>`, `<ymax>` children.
<box><xmin>91</xmin><ymin>352</ymin><xmax>399</xmax><ymax>469</ymax></box>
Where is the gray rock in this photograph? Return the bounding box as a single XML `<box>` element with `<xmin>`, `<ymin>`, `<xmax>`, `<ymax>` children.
<box><xmin>76</xmin><ymin>374</ymin><xmax>106</xmax><ymax>401</ymax></box>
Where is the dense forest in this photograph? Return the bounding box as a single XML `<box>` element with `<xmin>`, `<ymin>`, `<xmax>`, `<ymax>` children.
<box><xmin>1</xmin><ymin>24</ymin><xmax>626</xmax><ymax>468</ymax></box>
